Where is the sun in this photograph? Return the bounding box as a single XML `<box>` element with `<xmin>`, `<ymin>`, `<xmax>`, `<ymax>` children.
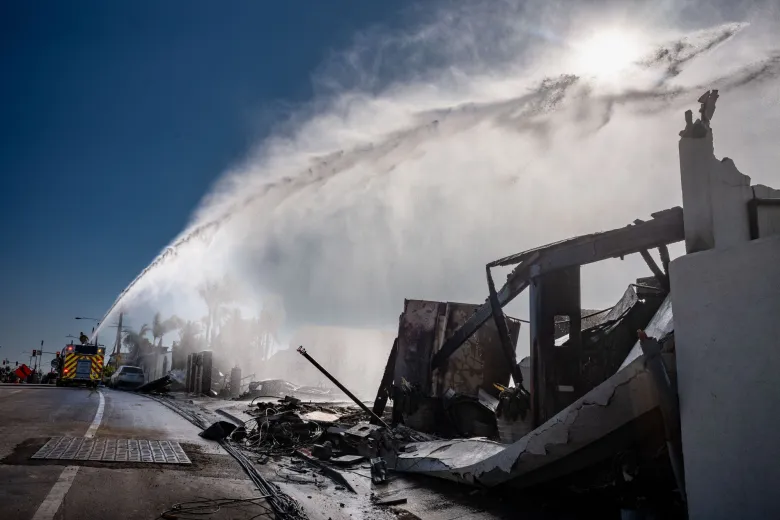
<box><xmin>573</xmin><ymin>28</ymin><xmax>643</xmax><ymax>80</ymax></box>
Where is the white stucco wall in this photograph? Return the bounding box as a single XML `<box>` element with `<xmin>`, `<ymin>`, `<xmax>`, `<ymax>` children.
<box><xmin>141</xmin><ymin>349</ymin><xmax>172</xmax><ymax>382</ymax></box>
<box><xmin>670</xmin><ymin>234</ymin><xmax>780</xmax><ymax>520</ymax></box>
<box><xmin>679</xmin><ymin>130</ymin><xmax>780</xmax><ymax>253</ymax></box>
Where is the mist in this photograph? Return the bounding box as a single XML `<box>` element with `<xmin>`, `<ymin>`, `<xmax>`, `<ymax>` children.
<box><xmin>96</xmin><ymin>0</ymin><xmax>780</xmax><ymax>393</ymax></box>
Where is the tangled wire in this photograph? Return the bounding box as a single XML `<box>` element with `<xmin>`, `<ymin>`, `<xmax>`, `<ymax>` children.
<box><xmin>230</xmin><ymin>405</ymin><xmax>324</xmax><ymax>457</ymax></box>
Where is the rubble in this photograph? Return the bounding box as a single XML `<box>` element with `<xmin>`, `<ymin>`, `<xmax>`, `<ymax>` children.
<box><xmin>296</xmin><ymin>346</ymin><xmax>391</xmax><ymax>428</ymax></box>
<box><xmin>293</xmin><ymin>449</ymin><xmax>357</xmax><ymax>493</ymax></box>
<box><xmin>393</xmin><ymin>350</ymin><xmax>677</xmax><ymax>486</ymax></box>
<box><xmin>370</xmin><ymin>457</ymin><xmax>388</xmax><ymax>484</ymax></box>
<box><xmin>495</xmin><ymin>385</ymin><xmax>532</xmax><ymax>444</ymax></box>
<box><xmin>199</xmin><ymin>420</ymin><xmax>238</xmax><ymax>441</ymax></box>
<box><xmin>215</xmin><ymin>197</ymin><xmax>686</xmax><ymax>512</ymax></box>
<box><xmin>234</xmin><ymin>394</ymin><xmax>416</xmax><ymax>457</ymax></box>
<box><xmin>164</xmin><ymin>93</ymin><xmax>780</xmax><ymax>519</ymax></box>
<box><xmin>202</xmin><ymin>244</ymin><xmax>684</xmax><ymax>516</ymax></box>
<box><xmin>135</xmin><ymin>374</ymin><xmax>172</xmax><ymax>394</ymax></box>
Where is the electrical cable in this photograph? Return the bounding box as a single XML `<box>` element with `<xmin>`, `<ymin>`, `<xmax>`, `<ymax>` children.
<box><xmin>145</xmin><ymin>395</ymin><xmax>306</xmax><ymax>520</ymax></box>
<box><xmin>157</xmin><ymin>496</ymin><xmax>271</xmax><ymax>519</ymax></box>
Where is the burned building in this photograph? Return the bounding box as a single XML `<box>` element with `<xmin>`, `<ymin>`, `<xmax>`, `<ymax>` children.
<box><xmin>381</xmin><ymin>299</ymin><xmax>522</xmax><ymax>436</ymax></box>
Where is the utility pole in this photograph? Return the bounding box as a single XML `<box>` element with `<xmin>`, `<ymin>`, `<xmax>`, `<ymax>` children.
<box><xmin>112</xmin><ymin>312</ymin><xmax>123</xmax><ymax>362</ymax></box>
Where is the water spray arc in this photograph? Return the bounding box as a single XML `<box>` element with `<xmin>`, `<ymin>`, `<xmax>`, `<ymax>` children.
<box><xmin>94</xmin><ymin>20</ymin><xmax>780</xmax><ymax>347</ymax></box>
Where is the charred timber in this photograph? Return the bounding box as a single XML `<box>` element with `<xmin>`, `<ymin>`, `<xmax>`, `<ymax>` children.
<box><xmin>431</xmin><ymin>207</ymin><xmax>684</xmax><ymax>370</ymax></box>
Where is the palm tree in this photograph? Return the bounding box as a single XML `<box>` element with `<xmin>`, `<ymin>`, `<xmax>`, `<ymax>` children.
<box><xmin>151</xmin><ymin>312</ymin><xmax>183</xmax><ymax>347</ymax></box>
<box><xmin>152</xmin><ymin>313</ymin><xmax>165</xmax><ymax>347</ymax></box>
<box><xmin>199</xmin><ymin>282</ymin><xmax>221</xmax><ymax>346</ymax></box>
<box><xmin>138</xmin><ymin>323</ymin><xmax>151</xmax><ymax>341</ymax></box>
<box><xmin>178</xmin><ymin>320</ymin><xmax>201</xmax><ymax>345</ymax></box>
<box><xmin>254</xmin><ymin>296</ymin><xmax>284</xmax><ymax>361</ymax></box>
<box><xmin>198</xmin><ymin>277</ymin><xmax>234</xmax><ymax>346</ymax></box>
<box><xmin>123</xmin><ymin>328</ymin><xmax>152</xmax><ymax>365</ymax></box>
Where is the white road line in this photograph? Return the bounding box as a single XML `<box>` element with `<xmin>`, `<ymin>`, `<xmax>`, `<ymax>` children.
<box><xmin>30</xmin><ymin>466</ymin><xmax>79</xmax><ymax>520</ymax></box>
<box><xmin>0</xmin><ymin>389</ymin><xmax>22</xmax><ymax>397</ymax></box>
<box><xmin>84</xmin><ymin>390</ymin><xmax>105</xmax><ymax>438</ymax></box>
<box><xmin>30</xmin><ymin>390</ymin><xmax>105</xmax><ymax>520</ymax></box>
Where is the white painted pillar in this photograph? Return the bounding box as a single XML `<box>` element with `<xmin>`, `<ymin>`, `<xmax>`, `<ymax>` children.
<box><xmin>678</xmin><ymin>129</ymin><xmax>754</xmax><ymax>253</ymax></box>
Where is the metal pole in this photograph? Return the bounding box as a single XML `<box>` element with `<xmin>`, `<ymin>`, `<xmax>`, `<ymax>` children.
<box><xmin>297</xmin><ymin>346</ymin><xmax>390</xmax><ymax>429</ymax></box>
<box><xmin>113</xmin><ymin>312</ymin><xmax>123</xmax><ymax>359</ymax></box>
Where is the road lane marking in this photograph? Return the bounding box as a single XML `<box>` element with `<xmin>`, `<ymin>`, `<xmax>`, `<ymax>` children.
<box><xmin>0</xmin><ymin>389</ymin><xmax>22</xmax><ymax>397</ymax></box>
<box><xmin>30</xmin><ymin>466</ymin><xmax>79</xmax><ymax>520</ymax></box>
<box><xmin>30</xmin><ymin>390</ymin><xmax>105</xmax><ymax>520</ymax></box>
<box><xmin>84</xmin><ymin>390</ymin><xmax>105</xmax><ymax>438</ymax></box>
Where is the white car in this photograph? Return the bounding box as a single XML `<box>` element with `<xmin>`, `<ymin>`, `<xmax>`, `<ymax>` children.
<box><xmin>110</xmin><ymin>365</ymin><xmax>145</xmax><ymax>389</ymax></box>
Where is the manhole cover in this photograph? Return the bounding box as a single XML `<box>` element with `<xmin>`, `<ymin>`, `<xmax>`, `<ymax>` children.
<box><xmin>31</xmin><ymin>437</ymin><xmax>191</xmax><ymax>464</ymax></box>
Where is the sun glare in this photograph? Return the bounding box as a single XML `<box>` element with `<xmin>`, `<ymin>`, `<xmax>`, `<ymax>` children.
<box><xmin>574</xmin><ymin>29</ymin><xmax>643</xmax><ymax>80</ymax></box>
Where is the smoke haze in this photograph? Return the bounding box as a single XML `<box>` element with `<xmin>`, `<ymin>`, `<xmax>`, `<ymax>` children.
<box><xmin>97</xmin><ymin>0</ymin><xmax>780</xmax><ymax>390</ymax></box>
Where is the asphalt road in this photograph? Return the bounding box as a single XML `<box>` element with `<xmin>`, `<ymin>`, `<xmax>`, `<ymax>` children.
<box><xmin>0</xmin><ymin>385</ymin><xmax>271</xmax><ymax>520</ymax></box>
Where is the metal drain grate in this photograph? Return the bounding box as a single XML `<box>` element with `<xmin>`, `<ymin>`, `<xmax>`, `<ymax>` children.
<box><xmin>32</xmin><ymin>437</ymin><xmax>191</xmax><ymax>464</ymax></box>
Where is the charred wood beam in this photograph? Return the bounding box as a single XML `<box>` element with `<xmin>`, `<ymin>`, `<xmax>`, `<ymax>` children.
<box><xmin>532</xmin><ymin>207</ymin><xmax>684</xmax><ymax>273</ymax></box>
<box><xmin>489</xmin><ymin>207</ymin><xmax>683</xmax><ymax>269</ymax></box>
<box><xmin>658</xmin><ymin>244</ymin><xmax>671</xmax><ymax>276</ymax></box>
<box><xmin>430</xmin><ymin>207</ymin><xmax>684</xmax><ymax>370</ymax></box>
<box><xmin>430</xmin><ymin>258</ymin><xmax>535</xmax><ymax>371</ymax></box>
<box><xmin>639</xmin><ymin>249</ymin><xmax>670</xmax><ymax>292</ymax></box>
<box><xmin>371</xmin><ymin>338</ymin><xmax>398</xmax><ymax>424</ymax></box>
<box><xmin>487</xmin><ymin>267</ymin><xmax>524</xmax><ymax>387</ymax></box>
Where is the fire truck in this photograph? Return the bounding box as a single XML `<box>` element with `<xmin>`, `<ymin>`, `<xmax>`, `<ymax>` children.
<box><xmin>56</xmin><ymin>342</ymin><xmax>105</xmax><ymax>388</ymax></box>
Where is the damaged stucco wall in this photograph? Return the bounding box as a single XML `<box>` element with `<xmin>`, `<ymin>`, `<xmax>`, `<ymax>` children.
<box><xmin>678</xmin><ymin>103</ymin><xmax>780</xmax><ymax>253</ymax></box>
<box><xmin>670</xmin><ymin>235</ymin><xmax>780</xmax><ymax>520</ymax></box>
<box><xmin>673</xmin><ymin>96</ymin><xmax>780</xmax><ymax>520</ymax></box>
<box><xmin>138</xmin><ymin>347</ymin><xmax>172</xmax><ymax>382</ymax></box>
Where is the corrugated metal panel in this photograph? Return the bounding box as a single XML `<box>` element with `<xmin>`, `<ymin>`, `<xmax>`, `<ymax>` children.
<box><xmin>619</xmin><ymin>296</ymin><xmax>674</xmax><ymax>370</ymax></box>
<box><xmin>392</xmin><ymin>299</ymin><xmax>443</xmax><ymax>392</ymax></box>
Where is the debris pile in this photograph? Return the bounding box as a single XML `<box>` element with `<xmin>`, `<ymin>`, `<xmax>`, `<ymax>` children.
<box><xmin>234</xmin><ymin>395</ymin><xmax>425</xmax><ymax>463</ymax></box>
<box><xmin>184</xmin><ymin>94</ymin><xmax>779</xmax><ymax>519</ymax></box>
<box><xmin>135</xmin><ymin>374</ymin><xmax>172</xmax><ymax>394</ymax></box>
<box><xmin>495</xmin><ymin>385</ymin><xmax>533</xmax><ymax>444</ymax></box>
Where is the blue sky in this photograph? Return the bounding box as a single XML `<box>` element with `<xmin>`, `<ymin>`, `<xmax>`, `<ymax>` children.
<box><xmin>0</xmin><ymin>0</ymin><xmax>417</xmax><ymax>367</ymax></box>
